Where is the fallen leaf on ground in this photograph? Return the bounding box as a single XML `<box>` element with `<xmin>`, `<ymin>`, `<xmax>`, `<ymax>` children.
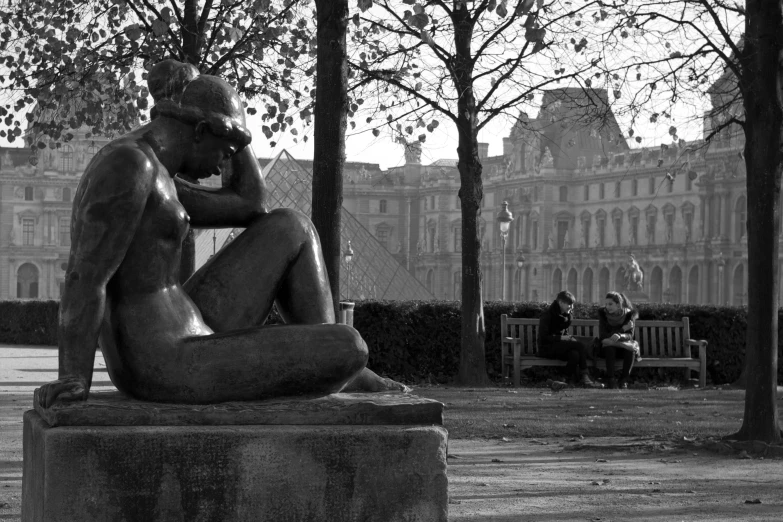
<box><xmin>595</xmin><ymin>458</ymin><xmax>608</xmax><ymax>463</ymax></box>
<box><xmin>491</xmin><ymin>458</ymin><xmax>503</xmax><ymax>463</ymax></box>
<box><xmin>591</xmin><ymin>481</ymin><xmax>601</xmax><ymax>485</ymax></box>
<box><xmin>744</xmin><ymin>499</ymin><xmax>762</xmax><ymax>504</ymax></box>
<box><xmin>0</xmin><ymin>503</ymin><xmax>10</xmax><ymax>508</ymax></box>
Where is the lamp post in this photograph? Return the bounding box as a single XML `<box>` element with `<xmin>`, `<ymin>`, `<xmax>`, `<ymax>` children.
<box><xmin>717</xmin><ymin>253</ymin><xmax>726</xmax><ymax>305</ymax></box>
<box><xmin>516</xmin><ymin>253</ymin><xmax>525</xmax><ymax>301</ymax></box>
<box><xmin>496</xmin><ymin>201</ymin><xmax>514</xmax><ymax>301</ymax></box>
<box><xmin>343</xmin><ymin>240</ymin><xmax>354</xmax><ymax>299</ymax></box>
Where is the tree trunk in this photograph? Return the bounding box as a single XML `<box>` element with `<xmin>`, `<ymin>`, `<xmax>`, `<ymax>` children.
<box><xmin>312</xmin><ymin>0</ymin><xmax>349</xmax><ymax>316</ymax></box>
<box><xmin>731</xmin><ymin>0</ymin><xmax>783</xmax><ymax>442</ymax></box>
<box><xmin>178</xmin><ymin>0</ymin><xmax>205</xmax><ymax>282</ymax></box>
<box><xmin>453</xmin><ymin>4</ymin><xmax>490</xmax><ymax>385</ymax></box>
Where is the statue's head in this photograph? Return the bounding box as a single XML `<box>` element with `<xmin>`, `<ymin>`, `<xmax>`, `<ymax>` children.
<box><xmin>154</xmin><ymin>75</ymin><xmax>252</xmax><ymax>178</ymax></box>
<box><xmin>148</xmin><ymin>60</ymin><xmax>200</xmax><ymax>120</ymax></box>
<box><xmin>148</xmin><ymin>59</ymin><xmax>200</xmax><ymax>104</ymax></box>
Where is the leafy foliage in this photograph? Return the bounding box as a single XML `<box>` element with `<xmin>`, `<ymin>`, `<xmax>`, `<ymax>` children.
<box><xmin>347</xmin><ymin>0</ymin><xmax>615</xmax><ymax>144</ymax></box>
<box><xmin>0</xmin><ymin>0</ymin><xmax>315</xmax><ymax>152</ymax></box>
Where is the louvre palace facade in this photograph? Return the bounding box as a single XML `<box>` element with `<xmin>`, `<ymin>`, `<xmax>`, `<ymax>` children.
<box><xmin>0</xmin><ymin>87</ymin><xmax>753</xmax><ymax>305</ymax></box>
<box><xmin>342</xmin><ymin>88</ymin><xmax>752</xmax><ymax>306</ymax></box>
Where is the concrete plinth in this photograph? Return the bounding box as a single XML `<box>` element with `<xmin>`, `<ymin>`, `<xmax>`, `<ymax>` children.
<box><xmin>23</xmin><ymin>392</ymin><xmax>447</xmax><ymax>522</ymax></box>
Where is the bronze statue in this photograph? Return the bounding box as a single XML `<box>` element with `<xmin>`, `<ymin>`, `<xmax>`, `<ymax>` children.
<box><xmin>623</xmin><ymin>254</ymin><xmax>644</xmax><ymax>292</ymax></box>
<box><xmin>38</xmin><ymin>60</ymin><xmax>404</xmax><ymax>407</ymax></box>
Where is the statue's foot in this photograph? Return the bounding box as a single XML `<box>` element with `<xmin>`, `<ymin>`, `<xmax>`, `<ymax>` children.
<box><xmin>343</xmin><ymin>368</ymin><xmax>411</xmax><ymax>393</ymax></box>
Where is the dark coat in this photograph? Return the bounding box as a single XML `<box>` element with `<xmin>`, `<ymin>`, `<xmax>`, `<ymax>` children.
<box><xmin>537</xmin><ymin>300</ymin><xmax>572</xmax><ymax>348</ymax></box>
<box><xmin>597</xmin><ymin>307</ymin><xmax>639</xmax><ymax>342</ymax></box>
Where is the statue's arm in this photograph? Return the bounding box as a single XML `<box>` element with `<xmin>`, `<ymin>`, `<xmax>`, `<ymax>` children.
<box><xmin>175</xmin><ymin>145</ymin><xmax>268</xmax><ymax>228</ymax></box>
<box><xmin>39</xmin><ymin>150</ymin><xmax>153</xmax><ymax>408</ymax></box>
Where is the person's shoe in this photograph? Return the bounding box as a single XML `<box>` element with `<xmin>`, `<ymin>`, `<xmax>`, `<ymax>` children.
<box><xmin>607</xmin><ymin>378</ymin><xmax>618</xmax><ymax>390</ymax></box>
<box><xmin>617</xmin><ymin>377</ymin><xmax>629</xmax><ymax>389</ymax></box>
<box><xmin>580</xmin><ymin>372</ymin><xmax>603</xmax><ymax>388</ymax></box>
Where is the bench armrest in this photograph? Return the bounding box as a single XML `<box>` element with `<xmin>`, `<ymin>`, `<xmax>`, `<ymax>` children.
<box><xmin>685</xmin><ymin>339</ymin><xmax>707</xmax><ymax>360</ymax></box>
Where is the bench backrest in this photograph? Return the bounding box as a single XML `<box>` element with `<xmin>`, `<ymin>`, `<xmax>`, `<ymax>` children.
<box><xmin>500</xmin><ymin>315</ymin><xmax>692</xmax><ymax>358</ymax></box>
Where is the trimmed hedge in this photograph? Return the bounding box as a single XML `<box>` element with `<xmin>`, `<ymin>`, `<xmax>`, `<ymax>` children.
<box><xmin>354</xmin><ymin>300</ymin><xmax>772</xmax><ymax>386</ymax></box>
<box><xmin>0</xmin><ymin>300</ymin><xmax>59</xmax><ymax>346</ymax></box>
<box><xmin>0</xmin><ymin>299</ymin><xmax>777</xmax><ymax>385</ymax></box>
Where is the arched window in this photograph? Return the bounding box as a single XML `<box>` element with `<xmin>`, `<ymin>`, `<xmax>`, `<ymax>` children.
<box><xmin>615</xmin><ymin>267</ymin><xmax>625</xmax><ymax>291</ymax></box>
<box><xmin>735</xmin><ymin>196</ymin><xmax>747</xmax><ymax>241</ymax></box>
<box><xmin>599</xmin><ymin>267</ymin><xmax>610</xmax><ymax>298</ymax></box>
<box><xmin>86</xmin><ymin>144</ymin><xmax>99</xmax><ymax>162</ymax></box>
<box><xmin>733</xmin><ymin>264</ymin><xmax>745</xmax><ymax>305</ymax></box>
<box><xmin>668</xmin><ymin>266</ymin><xmax>682</xmax><ymax>303</ymax></box>
<box><xmin>567</xmin><ymin>268</ymin><xmax>578</xmax><ymax>299</ymax></box>
<box><xmin>552</xmin><ymin>268</ymin><xmax>562</xmax><ymax>293</ymax></box>
<box><xmin>650</xmin><ymin>266</ymin><xmax>663</xmax><ymax>302</ymax></box>
<box><xmin>379</xmin><ymin>199</ymin><xmax>387</xmax><ymax>213</ymax></box>
<box><xmin>582</xmin><ymin>268</ymin><xmax>593</xmax><ymax>303</ymax></box>
<box><xmin>17</xmin><ymin>263</ymin><xmax>39</xmax><ymax>299</ymax></box>
<box><xmin>688</xmin><ymin>266</ymin><xmax>699</xmax><ymax>304</ymax></box>
<box><xmin>61</xmin><ymin>145</ymin><xmax>74</xmax><ymax>172</ymax></box>
<box><xmin>24</xmin><ymin>186</ymin><xmax>33</xmax><ymax>201</ymax></box>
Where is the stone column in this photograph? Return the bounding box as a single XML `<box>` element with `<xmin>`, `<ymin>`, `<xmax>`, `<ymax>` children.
<box><xmin>722</xmin><ymin>192</ymin><xmax>731</xmax><ymax>241</ymax></box>
<box><xmin>699</xmin><ymin>195</ymin><xmax>706</xmax><ymax>239</ymax></box>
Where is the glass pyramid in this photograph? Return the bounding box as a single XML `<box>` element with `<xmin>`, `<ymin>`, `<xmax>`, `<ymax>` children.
<box><xmin>260</xmin><ymin>150</ymin><xmax>432</xmax><ymax>301</ymax></box>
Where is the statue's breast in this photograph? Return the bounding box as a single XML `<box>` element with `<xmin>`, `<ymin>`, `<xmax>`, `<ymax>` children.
<box><xmin>148</xmin><ymin>176</ymin><xmax>190</xmax><ymax>244</ymax></box>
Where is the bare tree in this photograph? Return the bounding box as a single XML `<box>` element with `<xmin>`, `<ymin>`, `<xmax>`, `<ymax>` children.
<box><xmin>350</xmin><ymin>0</ymin><xmax>614</xmax><ymax>384</ymax></box>
<box><xmin>312</xmin><ymin>0</ymin><xmax>349</xmax><ymax>316</ymax></box>
<box><xmin>602</xmin><ymin>0</ymin><xmax>781</xmax><ymax>442</ymax></box>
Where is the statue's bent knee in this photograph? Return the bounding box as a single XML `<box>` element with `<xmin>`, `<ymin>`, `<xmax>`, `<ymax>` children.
<box><xmin>265</xmin><ymin>207</ymin><xmax>316</xmax><ymax>237</ymax></box>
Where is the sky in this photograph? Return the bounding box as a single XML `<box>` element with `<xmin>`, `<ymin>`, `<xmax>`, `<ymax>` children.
<box><xmin>244</xmin><ymin>95</ymin><xmax>709</xmax><ymax>170</ymax></box>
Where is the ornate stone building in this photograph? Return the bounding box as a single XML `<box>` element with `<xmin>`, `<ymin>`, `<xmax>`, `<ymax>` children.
<box><xmin>342</xmin><ymin>88</ymin><xmax>751</xmax><ymax>305</ymax></box>
<box><xmin>1</xmin><ymin>87</ymin><xmax>752</xmax><ymax>305</ymax></box>
<box><xmin>0</xmin><ymin>128</ymin><xmax>109</xmax><ymax>299</ymax></box>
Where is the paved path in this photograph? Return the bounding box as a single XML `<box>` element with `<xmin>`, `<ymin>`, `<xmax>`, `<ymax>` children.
<box><xmin>3</xmin><ymin>346</ymin><xmax>782</xmax><ymax>522</ymax></box>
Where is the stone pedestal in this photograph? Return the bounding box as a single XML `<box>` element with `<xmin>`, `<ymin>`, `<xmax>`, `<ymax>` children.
<box><xmin>23</xmin><ymin>392</ymin><xmax>447</xmax><ymax>522</ymax></box>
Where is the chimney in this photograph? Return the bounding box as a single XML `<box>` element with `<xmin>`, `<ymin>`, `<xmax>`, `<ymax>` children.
<box><xmin>478</xmin><ymin>142</ymin><xmax>489</xmax><ymax>159</ymax></box>
<box><xmin>502</xmin><ymin>137</ymin><xmax>513</xmax><ymax>157</ymax></box>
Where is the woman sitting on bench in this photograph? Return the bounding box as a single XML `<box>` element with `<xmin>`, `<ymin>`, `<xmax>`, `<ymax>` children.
<box><xmin>597</xmin><ymin>291</ymin><xmax>641</xmax><ymax>389</ymax></box>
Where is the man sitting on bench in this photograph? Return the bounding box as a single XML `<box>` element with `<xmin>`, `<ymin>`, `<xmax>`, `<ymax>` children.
<box><xmin>537</xmin><ymin>291</ymin><xmax>600</xmax><ymax>387</ymax></box>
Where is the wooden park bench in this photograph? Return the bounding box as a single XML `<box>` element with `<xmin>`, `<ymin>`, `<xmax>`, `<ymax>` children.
<box><xmin>500</xmin><ymin>316</ymin><xmax>708</xmax><ymax>388</ymax></box>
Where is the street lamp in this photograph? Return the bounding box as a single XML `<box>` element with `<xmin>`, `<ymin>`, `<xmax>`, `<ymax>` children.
<box><xmin>716</xmin><ymin>253</ymin><xmax>726</xmax><ymax>305</ymax></box>
<box><xmin>516</xmin><ymin>253</ymin><xmax>525</xmax><ymax>301</ymax></box>
<box><xmin>343</xmin><ymin>240</ymin><xmax>354</xmax><ymax>299</ymax></box>
<box><xmin>496</xmin><ymin>201</ymin><xmax>514</xmax><ymax>301</ymax></box>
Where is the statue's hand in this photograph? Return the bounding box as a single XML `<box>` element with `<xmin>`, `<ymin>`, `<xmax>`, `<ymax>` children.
<box><xmin>37</xmin><ymin>377</ymin><xmax>89</xmax><ymax>409</ymax></box>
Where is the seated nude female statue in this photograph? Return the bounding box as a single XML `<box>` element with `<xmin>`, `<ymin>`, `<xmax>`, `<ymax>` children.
<box><xmin>38</xmin><ymin>62</ymin><xmax>403</xmax><ymax>407</ymax></box>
